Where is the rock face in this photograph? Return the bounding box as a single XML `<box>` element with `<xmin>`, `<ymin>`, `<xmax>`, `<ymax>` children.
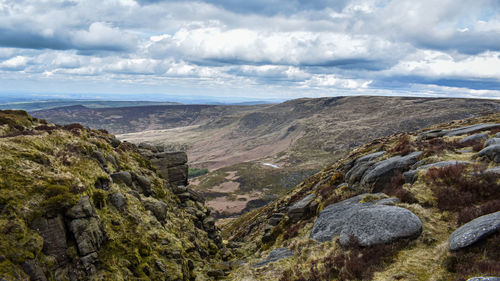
<box><xmin>310</xmin><ymin>193</ymin><xmax>422</xmax><ymax>246</ymax></box>
<box><xmin>147</xmin><ymin>151</ymin><xmax>188</xmax><ymax>187</ymax></box>
<box><xmin>66</xmin><ymin>197</ymin><xmax>106</xmax><ymax>272</ymax></box>
<box><xmin>31</xmin><ymin>215</ymin><xmax>68</xmax><ymax>264</ymax></box>
<box><xmin>360</xmin><ymin>151</ymin><xmax>422</xmax><ymax>191</ymax></box>
<box><xmin>478</xmin><ymin>144</ymin><xmax>500</xmax><ymax>163</ymax></box>
<box><xmin>449</xmin><ymin>211</ymin><xmax>500</xmax><ymax>251</ymax></box>
<box><xmin>253</xmin><ymin>248</ymin><xmax>293</xmax><ymax>268</ymax></box>
<box><xmin>287</xmin><ymin>193</ymin><xmax>317</xmax><ymax>222</ymax></box>
<box><xmin>345</xmin><ymin>151</ymin><xmax>386</xmax><ymax>185</ymax></box>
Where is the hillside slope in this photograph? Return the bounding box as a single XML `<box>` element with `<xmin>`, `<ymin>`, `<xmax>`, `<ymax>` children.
<box><xmin>223</xmin><ymin>112</ymin><xmax>500</xmax><ymax>281</ymax></box>
<box><xmin>0</xmin><ymin>110</ymin><xmax>228</xmax><ymax>280</ymax></box>
<box><xmin>32</xmin><ymin>96</ymin><xmax>500</xmax><ymax>218</ymax></box>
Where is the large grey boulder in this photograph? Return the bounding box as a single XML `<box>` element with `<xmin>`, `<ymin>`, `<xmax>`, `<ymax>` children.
<box><xmin>310</xmin><ymin>193</ymin><xmax>421</xmax><ymax>246</ymax></box>
<box><xmin>459</xmin><ymin>133</ymin><xmax>488</xmax><ymax>144</ymax></box>
<box><xmin>339</xmin><ymin>205</ymin><xmax>422</xmax><ymax>246</ymax></box>
<box><xmin>253</xmin><ymin>248</ymin><xmax>293</xmax><ymax>268</ymax></box>
<box><xmin>360</xmin><ymin>151</ymin><xmax>422</xmax><ymax>191</ymax></box>
<box><xmin>109</xmin><ymin>192</ymin><xmax>126</xmax><ymax>210</ymax></box>
<box><xmin>449</xmin><ymin>211</ymin><xmax>500</xmax><ymax>251</ymax></box>
<box><xmin>478</xmin><ymin>144</ymin><xmax>500</xmax><ymax>162</ymax></box>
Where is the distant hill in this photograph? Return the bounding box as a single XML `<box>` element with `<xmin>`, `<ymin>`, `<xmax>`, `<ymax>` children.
<box><xmin>0</xmin><ymin>99</ymin><xmax>181</xmax><ymax>111</ymax></box>
<box><xmin>31</xmin><ymin>96</ymin><xmax>500</xmax><ymax>217</ymax></box>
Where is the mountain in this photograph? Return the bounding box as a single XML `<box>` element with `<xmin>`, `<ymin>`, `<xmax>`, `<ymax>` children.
<box><xmin>0</xmin><ymin>110</ymin><xmax>228</xmax><ymax>280</ymax></box>
<box><xmin>32</xmin><ymin>96</ymin><xmax>500</xmax><ymax>218</ymax></box>
<box><xmin>2</xmin><ymin>109</ymin><xmax>500</xmax><ymax>280</ymax></box>
<box><xmin>222</xmin><ymin>112</ymin><xmax>500</xmax><ymax>280</ymax></box>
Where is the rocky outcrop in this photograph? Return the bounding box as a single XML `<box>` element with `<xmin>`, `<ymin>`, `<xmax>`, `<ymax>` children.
<box><xmin>31</xmin><ymin>215</ymin><xmax>68</xmax><ymax>264</ymax></box>
<box><xmin>138</xmin><ymin>143</ymin><xmax>188</xmax><ymax>187</ymax></box>
<box><xmin>287</xmin><ymin>193</ymin><xmax>317</xmax><ymax>222</ymax></box>
<box><xmin>485</xmin><ymin>138</ymin><xmax>500</xmax><ymax>147</ymax></box>
<box><xmin>360</xmin><ymin>151</ymin><xmax>422</xmax><ymax>191</ymax></box>
<box><xmin>310</xmin><ymin>193</ymin><xmax>422</xmax><ymax>246</ymax></box>
<box><xmin>66</xmin><ymin>196</ymin><xmax>106</xmax><ymax>273</ymax></box>
<box><xmin>419</xmin><ymin>123</ymin><xmax>500</xmax><ymax>140</ymax></box>
<box><xmin>459</xmin><ymin>133</ymin><xmax>489</xmax><ymax>144</ymax></box>
<box><xmin>345</xmin><ymin>151</ymin><xmax>386</xmax><ymax>185</ymax></box>
<box><xmin>478</xmin><ymin>144</ymin><xmax>500</xmax><ymax>163</ymax></box>
<box><xmin>253</xmin><ymin>248</ymin><xmax>293</xmax><ymax>268</ymax></box>
<box><xmin>449</xmin><ymin>211</ymin><xmax>500</xmax><ymax>251</ymax></box>
<box><xmin>404</xmin><ymin>161</ymin><xmax>471</xmax><ymax>184</ymax></box>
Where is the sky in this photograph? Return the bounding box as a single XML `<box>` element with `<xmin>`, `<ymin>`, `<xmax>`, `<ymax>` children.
<box><xmin>1</xmin><ymin>0</ymin><xmax>500</xmax><ymax>101</ymax></box>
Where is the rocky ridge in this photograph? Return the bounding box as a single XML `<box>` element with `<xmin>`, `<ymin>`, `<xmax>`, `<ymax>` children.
<box><xmin>0</xmin><ymin>110</ymin><xmax>227</xmax><ymax>280</ymax></box>
<box><xmin>223</xmin><ymin>112</ymin><xmax>500</xmax><ymax>281</ymax></box>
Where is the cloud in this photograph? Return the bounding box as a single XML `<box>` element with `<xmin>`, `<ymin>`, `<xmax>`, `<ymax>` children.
<box><xmin>1</xmin><ymin>0</ymin><xmax>500</xmax><ymax>99</ymax></box>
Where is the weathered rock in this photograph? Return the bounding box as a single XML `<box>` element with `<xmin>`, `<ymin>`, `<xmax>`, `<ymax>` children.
<box><xmin>339</xmin><ymin>205</ymin><xmax>422</xmax><ymax>246</ymax></box>
<box><xmin>110</xmin><ymin>171</ymin><xmax>133</xmax><ymax>187</ymax></box>
<box><xmin>203</xmin><ymin>216</ymin><xmax>216</xmax><ymax>232</ymax></box>
<box><xmin>419</xmin><ymin>123</ymin><xmax>500</xmax><ymax>140</ymax></box>
<box><xmin>106</xmin><ymin>154</ymin><xmax>119</xmax><ymax>170</ymax></box>
<box><xmin>66</xmin><ymin>196</ymin><xmax>96</xmax><ymax>219</ymax></box>
<box><xmin>310</xmin><ymin>193</ymin><xmax>422</xmax><ymax>245</ymax></box>
<box><xmin>149</xmin><ymin>152</ymin><xmax>188</xmax><ymax>186</ymax></box>
<box><xmin>459</xmin><ymin>133</ymin><xmax>489</xmax><ymax>144</ymax></box>
<box><xmin>485</xmin><ymin>167</ymin><xmax>500</xmax><ymax>174</ymax></box>
<box><xmin>253</xmin><ymin>248</ymin><xmax>293</xmax><ymax>268</ymax></box>
<box><xmin>288</xmin><ymin>193</ymin><xmax>316</xmax><ymax>222</ymax></box>
<box><xmin>22</xmin><ymin>259</ymin><xmax>47</xmax><ymax>281</ymax></box>
<box><xmin>108</xmin><ymin>137</ymin><xmax>121</xmax><ymax>148</ymax></box>
<box><xmin>69</xmin><ymin>217</ymin><xmax>106</xmax><ymax>256</ymax></box>
<box><xmin>403</xmin><ymin>170</ymin><xmax>418</xmax><ymax>184</ymax></box>
<box><xmin>404</xmin><ymin>161</ymin><xmax>471</xmax><ymax>184</ymax></box>
<box><xmin>268</xmin><ymin>213</ymin><xmax>285</xmax><ymax>226</ymax></box>
<box><xmin>478</xmin><ymin>144</ymin><xmax>500</xmax><ymax>162</ymax></box>
<box><xmin>109</xmin><ymin>193</ymin><xmax>126</xmax><ymax>210</ymax></box>
<box><xmin>467</xmin><ymin>278</ymin><xmax>500</xmax><ymax>281</ymax></box>
<box><xmin>143</xmin><ymin>198</ymin><xmax>168</xmax><ymax>222</ymax></box>
<box><xmin>360</xmin><ymin>151</ymin><xmax>422</xmax><ymax>192</ymax></box>
<box><xmin>345</xmin><ymin>151</ymin><xmax>386</xmax><ymax>184</ymax></box>
<box><xmin>91</xmin><ymin>150</ymin><xmax>106</xmax><ymax>166</ymax></box>
<box><xmin>31</xmin><ymin>215</ymin><xmax>68</xmax><ymax>264</ymax></box>
<box><xmin>485</xmin><ymin>138</ymin><xmax>500</xmax><ymax>147</ymax></box>
<box><xmin>449</xmin><ymin>211</ymin><xmax>500</xmax><ymax>251</ymax></box>
<box><xmin>80</xmin><ymin>252</ymin><xmax>98</xmax><ymax>274</ymax></box>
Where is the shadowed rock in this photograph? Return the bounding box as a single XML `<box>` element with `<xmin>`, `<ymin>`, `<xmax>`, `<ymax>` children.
<box><xmin>485</xmin><ymin>138</ymin><xmax>500</xmax><ymax>147</ymax></box>
<box><xmin>449</xmin><ymin>211</ymin><xmax>500</xmax><ymax>251</ymax></box>
<box><xmin>111</xmin><ymin>171</ymin><xmax>133</xmax><ymax>187</ymax></box>
<box><xmin>288</xmin><ymin>193</ymin><xmax>317</xmax><ymax>222</ymax></box>
<box><xmin>31</xmin><ymin>215</ymin><xmax>67</xmax><ymax>264</ymax></box>
<box><xmin>478</xmin><ymin>144</ymin><xmax>500</xmax><ymax>162</ymax></box>
<box><xmin>143</xmin><ymin>198</ymin><xmax>168</xmax><ymax>222</ymax></box>
<box><xmin>253</xmin><ymin>248</ymin><xmax>293</xmax><ymax>268</ymax></box>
